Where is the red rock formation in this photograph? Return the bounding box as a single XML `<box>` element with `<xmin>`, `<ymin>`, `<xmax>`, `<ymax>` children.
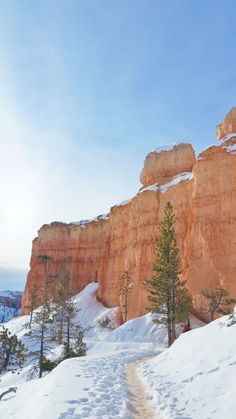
<box><xmin>216</xmin><ymin>108</ymin><xmax>236</xmax><ymax>140</ymax></box>
<box><xmin>21</xmin><ymin>109</ymin><xmax>236</xmax><ymax>321</ymax></box>
<box><xmin>140</xmin><ymin>143</ymin><xmax>196</xmax><ymax>188</ymax></box>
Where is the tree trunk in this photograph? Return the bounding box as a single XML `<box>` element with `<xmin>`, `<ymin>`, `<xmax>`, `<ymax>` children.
<box><xmin>0</xmin><ymin>387</ymin><xmax>17</xmax><ymax>401</ymax></box>
<box><xmin>125</xmin><ymin>291</ymin><xmax>128</xmax><ymax>322</ymax></box>
<box><xmin>39</xmin><ymin>315</ymin><xmax>45</xmax><ymax>378</ymax></box>
<box><xmin>65</xmin><ymin>317</ymin><xmax>70</xmax><ymax>357</ymax></box>
<box><xmin>29</xmin><ymin>307</ymin><xmax>34</xmax><ymax>328</ymax></box>
<box><xmin>2</xmin><ymin>349</ymin><xmax>11</xmax><ymax>372</ymax></box>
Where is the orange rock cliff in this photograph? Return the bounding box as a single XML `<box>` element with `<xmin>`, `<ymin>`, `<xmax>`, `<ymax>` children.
<box><xmin>21</xmin><ymin>109</ymin><xmax>236</xmax><ymax>320</ymax></box>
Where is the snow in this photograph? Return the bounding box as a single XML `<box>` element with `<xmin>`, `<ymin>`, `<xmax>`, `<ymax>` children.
<box><xmin>216</xmin><ymin>133</ymin><xmax>236</xmax><ymax>155</ymax></box>
<box><xmin>112</xmin><ymin>198</ymin><xmax>132</xmax><ymax>208</ymax></box>
<box><xmin>139</xmin><ymin>184</ymin><xmax>159</xmax><ymax>193</ymax></box>
<box><xmin>42</xmin><ymin>214</ymin><xmax>109</xmax><ymax>230</ymax></box>
<box><xmin>160</xmin><ymin>172</ymin><xmax>193</xmax><ymax>192</ymax></box>
<box><xmin>0</xmin><ymin>283</ymin><xmax>163</xmax><ymax>418</ymax></box>
<box><xmin>2</xmin><ymin>281</ymin><xmax>235</xmax><ymax>419</ymax></box>
<box><xmin>0</xmin><ymin>290</ymin><xmax>20</xmax><ymax>298</ymax></box>
<box><xmin>0</xmin><ymin>304</ymin><xmax>20</xmax><ymax>323</ymax></box>
<box><xmin>141</xmin><ymin>313</ymin><xmax>236</xmax><ymax>419</ymax></box>
<box><xmin>139</xmin><ymin>172</ymin><xmax>193</xmax><ymax>195</ymax></box>
<box><xmin>223</xmin><ymin>143</ymin><xmax>236</xmax><ymax>154</ymax></box>
<box><xmin>152</xmin><ymin>142</ymin><xmax>183</xmax><ymax>153</ymax></box>
<box><xmin>219</xmin><ymin>132</ymin><xmax>236</xmax><ymax>143</ymax></box>
<box><xmin>69</xmin><ymin>214</ymin><xmax>109</xmax><ymax>228</ymax></box>
<box><xmin>104</xmin><ymin>312</ymin><xmax>167</xmax><ymax>345</ymax></box>
<box><xmin>0</xmin><ymin>348</ymin><xmax>158</xmax><ymax>419</ymax></box>
<box><xmin>200</xmin><ymin>133</ymin><xmax>236</xmax><ymax>158</ymax></box>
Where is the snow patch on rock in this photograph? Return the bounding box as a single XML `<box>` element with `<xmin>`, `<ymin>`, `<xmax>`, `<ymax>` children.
<box><xmin>152</xmin><ymin>142</ymin><xmax>185</xmax><ymax>153</ymax></box>
<box><xmin>160</xmin><ymin>171</ymin><xmax>193</xmax><ymax>192</ymax></box>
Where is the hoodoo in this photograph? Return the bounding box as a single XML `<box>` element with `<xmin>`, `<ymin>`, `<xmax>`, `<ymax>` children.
<box><xmin>216</xmin><ymin>107</ymin><xmax>236</xmax><ymax>140</ymax></box>
<box><xmin>21</xmin><ymin>109</ymin><xmax>236</xmax><ymax>321</ymax></box>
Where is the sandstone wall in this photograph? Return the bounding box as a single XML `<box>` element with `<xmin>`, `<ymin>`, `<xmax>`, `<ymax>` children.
<box><xmin>21</xmin><ymin>111</ymin><xmax>236</xmax><ymax>321</ymax></box>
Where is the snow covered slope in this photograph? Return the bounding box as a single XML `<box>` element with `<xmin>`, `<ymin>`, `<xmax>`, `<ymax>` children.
<box><xmin>142</xmin><ymin>313</ymin><xmax>236</xmax><ymax>419</ymax></box>
<box><xmin>4</xmin><ymin>282</ymin><xmax>226</xmax><ymax>419</ymax></box>
<box><xmin>0</xmin><ymin>282</ymin><xmax>163</xmax><ymax>418</ymax></box>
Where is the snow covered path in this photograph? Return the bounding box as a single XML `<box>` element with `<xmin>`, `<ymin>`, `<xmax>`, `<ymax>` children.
<box><xmin>126</xmin><ymin>356</ymin><xmax>157</xmax><ymax>419</ymax></box>
<box><xmin>0</xmin><ymin>348</ymin><xmax>161</xmax><ymax>419</ymax></box>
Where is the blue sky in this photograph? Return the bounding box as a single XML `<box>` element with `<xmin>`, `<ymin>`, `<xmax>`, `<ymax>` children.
<box><xmin>0</xmin><ymin>0</ymin><xmax>235</xmax><ymax>289</ymax></box>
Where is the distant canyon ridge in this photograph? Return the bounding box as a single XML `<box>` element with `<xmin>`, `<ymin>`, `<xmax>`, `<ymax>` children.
<box><xmin>21</xmin><ymin>108</ymin><xmax>236</xmax><ymax>321</ymax></box>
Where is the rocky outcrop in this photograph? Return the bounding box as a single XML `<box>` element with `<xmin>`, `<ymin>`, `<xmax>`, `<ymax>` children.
<box><xmin>140</xmin><ymin>143</ymin><xmax>196</xmax><ymax>188</ymax></box>
<box><xmin>0</xmin><ymin>291</ymin><xmax>22</xmax><ymax>323</ymax></box>
<box><xmin>216</xmin><ymin>107</ymin><xmax>236</xmax><ymax>140</ymax></box>
<box><xmin>21</xmin><ymin>109</ymin><xmax>236</xmax><ymax>321</ymax></box>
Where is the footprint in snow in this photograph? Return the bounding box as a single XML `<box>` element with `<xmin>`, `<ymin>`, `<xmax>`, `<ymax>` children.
<box><xmin>207</xmin><ymin>367</ymin><xmax>220</xmax><ymax>374</ymax></box>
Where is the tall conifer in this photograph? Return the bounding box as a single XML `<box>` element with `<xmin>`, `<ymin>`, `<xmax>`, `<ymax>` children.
<box><xmin>147</xmin><ymin>201</ymin><xmax>191</xmax><ymax>346</ymax></box>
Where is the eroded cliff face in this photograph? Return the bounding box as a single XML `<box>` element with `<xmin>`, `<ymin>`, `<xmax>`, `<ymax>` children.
<box><xmin>21</xmin><ymin>109</ymin><xmax>236</xmax><ymax>320</ymax></box>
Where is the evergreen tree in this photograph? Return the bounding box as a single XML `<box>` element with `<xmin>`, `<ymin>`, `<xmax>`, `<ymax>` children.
<box><xmin>146</xmin><ymin>201</ymin><xmax>191</xmax><ymax>346</ymax></box>
<box><xmin>29</xmin><ymin>254</ymin><xmax>54</xmax><ymax>378</ymax></box>
<box><xmin>52</xmin><ymin>258</ymin><xmax>86</xmax><ymax>359</ymax></box>
<box><xmin>201</xmin><ymin>287</ymin><xmax>236</xmax><ymax>321</ymax></box>
<box><xmin>117</xmin><ymin>271</ymin><xmax>133</xmax><ymax>322</ymax></box>
<box><xmin>53</xmin><ymin>257</ymin><xmax>72</xmax><ymax>344</ymax></box>
<box><xmin>24</xmin><ymin>283</ymin><xmax>39</xmax><ymax>329</ymax></box>
<box><xmin>62</xmin><ymin>300</ymin><xmax>86</xmax><ymax>359</ymax></box>
<box><xmin>0</xmin><ymin>326</ymin><xmax>25</xmax><ymax>373</ymax></box>
<box><xmin>30</xmin><ymin>300</ymin><xmax>53</xmax><ymax>378</ymax></box>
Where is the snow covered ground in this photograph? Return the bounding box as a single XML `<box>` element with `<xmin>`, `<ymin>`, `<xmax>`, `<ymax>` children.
<box><xmin>1</xmin><ymin>282</ymin><xmax>235</xmax><ymax>419</ymax></box>
<box><xmin>0</xmin><ymin>283</ymin><xmax>164</xmax><ymax>418</ymax></box>
<box><xmin>142</xmin><ymin>313</ymin><xmax>236</xmax><ymax>419</ymax></box>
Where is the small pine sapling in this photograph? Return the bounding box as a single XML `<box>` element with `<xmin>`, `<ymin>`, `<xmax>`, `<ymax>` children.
<box><xmin>201</xmin><ymin>287</ymin><xmax>236</xmax><ymax>321</ymax></box>
<box><xmin>62</xmin><ymin>300</ymin><xmax>86</xmax><ymax>359</ymax></box>
<box><xmin>117</xmin><ymin>271</ymin><xmax>133</xmax><ymax>322</ymax></box>
<box><xmin>0</xmin><ymin>326</ymin><xmax>25</xmax><ymax>373</ymax></box>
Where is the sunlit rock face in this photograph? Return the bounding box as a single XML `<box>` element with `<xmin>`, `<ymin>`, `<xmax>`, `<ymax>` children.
<box><xmin>140</xmin><ymin>143</ymin><xmax>196</xmax><ymax>188</ymax></box>
<box><xmin>21</xmin><ymin>110</ymin><xmax>236</xmax><ymax>321</ymax></box>
<box><xmin>216</xmin><ymin>107</ymin><xmax>236</xmax><ymax>140</ymax></box>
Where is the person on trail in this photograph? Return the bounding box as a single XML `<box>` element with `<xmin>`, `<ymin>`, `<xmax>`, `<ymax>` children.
<box><xmin>182</xmin><ymin>319</ymin><xmax>191</xmax><ymax>333</ymax></box>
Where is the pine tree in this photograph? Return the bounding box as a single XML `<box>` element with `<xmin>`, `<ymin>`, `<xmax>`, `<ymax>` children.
<box><xmin>24</xmin><ymin>283</ymin><xmax>39</xmax><ymax>329</ymax></box>
<box><xmin>51</xmin><ymin>258</ymin><xmax>86</xmax><ymax>359</ymax></box>
<box><xmin>53</xmin><ymin>257</ymin><xmax>72</xmax><ymax>344</ymax></box>
<box><xmin>62</xmin><ymin>300</ymin><xmax>86</xmax><ymax>359</ymax></box>
<box><xmin>201</xmin><ymin>287</ymin><xmax>236</xmax><ymax>321</ymax></box>
<box><xmin>30</xmin><ymin>300</ymin><xmax>53</xmax><ymax>378</ymax></box>
<box><xmin>117</xmin><ymin>271</ymin><xmax>133</xmax><ymax>322</ymax></box>
<box><xmin>29</xmin><ymin>254</ymin><xmax>54</xmax><ymax>378</ymax></box>
<box><xmin>0</xmin><ymin>326</ymin><xmax>25</xmax><ymax>373</ymax></box>
<box><xmin>146</xmin><ymin>201</ymin><xmax>191</xmax><ymax>346</ymax></box>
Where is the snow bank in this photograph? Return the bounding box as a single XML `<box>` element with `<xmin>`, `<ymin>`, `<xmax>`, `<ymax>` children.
<box><xmin>104</xmin><ymin>312</ymin><xmax>167</xmax><ymax>345</ymax></box>
<box><xmin>141</xmin><ymin>314</ymin><xmax>236</xmax><ymax>419</ymax></box>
